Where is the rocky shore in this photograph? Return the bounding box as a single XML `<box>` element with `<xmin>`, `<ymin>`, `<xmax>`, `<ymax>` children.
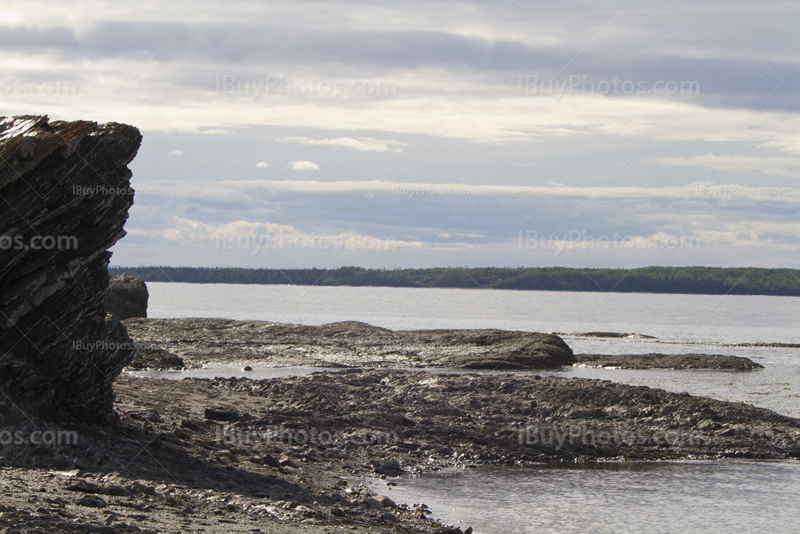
<box><xmin>123</xmin><ymin>317</ymin><xmax>762</xmax><ymax>372</ymax></box>
<box><xmin>1</xmin><ymin>369</ymin><xmax>798</xmax><ymax>532</ymax></box>
<box><xmin>575</xmin><ymin>353</ymin><xmax>763</xmax><ymax>370</ymax></box>
<box><xmin>123</xmin><ymin>318</ymin><xmax>576</xmax><ymax>370</ymax></box>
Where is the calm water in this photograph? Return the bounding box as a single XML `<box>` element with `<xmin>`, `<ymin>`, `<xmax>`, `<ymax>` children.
<box><xmin>372</xmin><ymin>461</ymin><xmax>800</xmax><ymax>534</ymax></box>
<box><xmin>143</xmin><ymin>282</ymin><xmax>800</xmax><ymax>534</ymax></box>
<box><xmin>146</xmin><ymin>282</ymin><xmax>800</xmax><ymax>346</ymax></box>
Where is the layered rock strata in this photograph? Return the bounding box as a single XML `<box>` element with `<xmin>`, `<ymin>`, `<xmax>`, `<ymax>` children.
<box><xmin>0</xmin><ymin>115</ymin><xmax>141</xmax><ymax>423</ymax></box>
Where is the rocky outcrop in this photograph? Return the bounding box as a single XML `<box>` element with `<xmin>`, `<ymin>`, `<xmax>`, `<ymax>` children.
<box><xmin>0</xmin><ymin>115</ymin><xmax>141</xmax><ymax>423</ymax></box>
<box><xmin>105</xmin><ymin>273</ymin><xmax>148</xmax><ymax>319</ymax></box>
<box><xmin>127</xmin><ymin>346</ymin><xmax>184</xmax><ymax>370</ymax></box>
<box><xmin>123</xmin><ymin>318</ymin><xmax>577</xmax><ymax>369</ymax></box>
<box><xmin>575</xmin><ymin>353</ymin><xmax>764</xmax><ymax>370</ymax></box>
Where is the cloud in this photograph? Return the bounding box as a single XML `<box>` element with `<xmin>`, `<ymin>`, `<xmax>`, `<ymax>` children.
<box><xmin>132</xmin><ymin>216</ymin><xmax>435</xmax><ymax>251</ymax></box>
<box><xmin>255</xmin><ymin>161</ymin><xmax>270</xmax><ymax>168</ymax></box>
<box><xmin>695</xmin><ymin>221</ymin><xmax>800</xmax><ymax>249</ymax></box>
<box><xmin>653</xmin><ymin>154</ymin><xmax>800</xmax><ymax>177</ymax></box>
<box><xmin>279</xmin><ymin>136</ymin><xmax>407</xmax><ymax>152</ymax></box>
<box><xmin>141</xmin><ymin>178</ymin><xmax>798</xmax><ymax>202</ymax></box>
<box><xmin>6</xmin><ymin>1</ymin><xmax>797</xmax><ymax>269</ymax></box>
<box><xmin>289</xmin><ymin>160</ymin><xmax>320</xmax><ymax>171</ymax></box>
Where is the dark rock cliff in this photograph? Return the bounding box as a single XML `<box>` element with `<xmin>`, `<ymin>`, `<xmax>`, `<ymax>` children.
<box><xmin>0</xmin><ymin>115</ymin><xmax>141</xmax><ymax>423</ymax></box>
<box><xmin>106</xmin><ymin>273</ymin><xmax>148</xmax><ymax>320</ymax></box>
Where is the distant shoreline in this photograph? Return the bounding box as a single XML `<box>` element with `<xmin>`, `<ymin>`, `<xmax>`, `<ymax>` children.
<box><xmin>109</xmin><ymin>265</ymin><xmax>800</xmax><ymax>297</ymax></box>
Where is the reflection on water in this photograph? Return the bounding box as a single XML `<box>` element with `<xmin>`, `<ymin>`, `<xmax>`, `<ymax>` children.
<box><xmin>375</xmin><ymin>461</ymin><xmax>800</xmax><ymax>534</ymax></box>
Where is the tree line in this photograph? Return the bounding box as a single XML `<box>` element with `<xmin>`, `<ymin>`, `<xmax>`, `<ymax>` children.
<box><xmin>108</xmin><ymin>266</ymin><xmax>800</xmax><ymax>297</ymax></box>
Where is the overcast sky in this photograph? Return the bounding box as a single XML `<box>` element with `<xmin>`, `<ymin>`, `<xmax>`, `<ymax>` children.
<box><xmin>2</xmin><ymin>0</ymin><xmax>799</xmax><ymax>270</ymax></box>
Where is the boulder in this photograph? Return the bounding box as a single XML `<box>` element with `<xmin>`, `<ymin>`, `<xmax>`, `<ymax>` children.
<box><xmin>106</xmin><ymin>273</ymin><xmax>148</xmax><ymax>319</ymax></box>
<box><xmin>0</xmin><ymin>115</ymin><xmax>142</xmax><ymax>423</ymax></box>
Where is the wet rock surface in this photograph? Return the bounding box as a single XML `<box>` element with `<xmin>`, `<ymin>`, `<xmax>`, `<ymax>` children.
<box><xmin>173</xmin><ymin>369</ymin><xmax>799</xmax><ymax>462</ymax></box>
<box><xmin>0</xmin><ymin>369</ymin><xmax>797</xmax><ymax>532</ymax></box>
<box><xmin>123</xmin><ymin>318</ymin><xmax>576</xmax><ymax>370</ymax></box>
<box><xmin>0</xmin><ymin>373</ymin><xmax>449</xmax><ymax>533</ymax></box>
<box><xmin>571</xmin><ymin>332</ymin><xmax>657</xmax><ymax>339</ymax></box>
<box><xmin>575</xmin><ymin>353</ymin><xmax>764</xmax><ymax>370</ymax></box>
<box><xmin>0</xmin><ymin>115</ymin><xmax>141</xmax><ymax>423</ymax></box>
<box><xmin>127</xmin><ymin>347</ymin><xmax>185</xmax><ymax>371</ymax></box>
<box><xmin>105</xmin><ymin>274</ymin><xmax>148</xmax><ymax>320</ymax></box>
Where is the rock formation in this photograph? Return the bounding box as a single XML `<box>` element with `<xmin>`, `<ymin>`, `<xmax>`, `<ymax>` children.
<box><xmin>0</xmin><ymin>115</ymin><xmax>141</xmax><ymax>423</ymax></box>
<box><xmin>105</xmin><ymin>273</ymin><xmax>148</xmax><ymax>319</ymax></box>
<box><xmin>124</xmin><ymin>318</ymin><xmax>577</xmax><ymax>369</ymax></box>
<box><xmin>575</xmin><ymin>352</ymin><xmax>763</xmax><ymax>370</ymax></box>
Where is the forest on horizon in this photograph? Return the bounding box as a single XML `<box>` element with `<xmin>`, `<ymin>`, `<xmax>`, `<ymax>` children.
<box><xmin>108</xmin><ymin>266</ymin><xmax>800</xmax><ymax>297</ymax></box>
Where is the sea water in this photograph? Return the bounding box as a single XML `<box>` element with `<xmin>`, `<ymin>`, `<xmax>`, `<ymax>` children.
<box><xmin>139</xmin><ymin>282</ymin><xmax>800</xmax><ymax>534</ymax></box>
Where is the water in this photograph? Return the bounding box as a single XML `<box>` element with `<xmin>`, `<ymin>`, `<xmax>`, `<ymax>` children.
<box><xmin>373</xmin><ymin>461</ymin><xmax>800</xmax><ymax>534</ymax></box>
<box><xmin>144</xmin><ymin>282</ymin><xmax>800</xmax><ymax>417</ymax></box>
<box><xmin>146</xmin><ymin>283</ymin><xmax>800</xmax><ymax>346</ymax></box>
<box><xmin>143</xmin><ymin>282</ymin><xmax>800</xmax><ymax>533</ymax></box>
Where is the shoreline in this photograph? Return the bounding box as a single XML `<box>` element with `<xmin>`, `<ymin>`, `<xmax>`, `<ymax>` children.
<box><xmin>0</xmin><ymin>319</ymin><xmax>795</xmax><ymax>533</ymax></box>
<box><xmin>123</xmin><ymin>318</ymin><xmax>762</xmax><ymax>372</ymax></box>
<box><xmin>3</xmin><ymin>369</ymin><xmax>798</xmax><ymax>533</ymax></box>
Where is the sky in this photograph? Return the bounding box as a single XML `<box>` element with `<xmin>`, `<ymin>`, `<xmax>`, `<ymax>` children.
<box><xmin>2</xmin><ymin>0</ymin><xmax>799</xmax><ymax>270</ymax></box>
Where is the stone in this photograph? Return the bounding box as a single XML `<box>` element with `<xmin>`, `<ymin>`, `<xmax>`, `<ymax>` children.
<box><xmin>262</xmin><ymin>454</ymin><xmax>282</xmax><ymax>468</ymax></box>
<box><xmin>127</xmin><ymin>347</ymin><xmax>184</xmax><ymax>371</ymax></box>
<box><xmin>131</xmin><ymin>481</ymin><xmax>155</xmax><ymax>495</ymax></box>
<box><xmin>0</xmin><ymin>115</ymin><xmax>141</xmax><ymax>423</ymax></box>
<box><xmin>204</xmin><ymin>408</ymin><xmax>241</xmax><ymax>422</ymax></box>
<box><xmin>372</xmin><ymin>459</ymin><xmax>402</xmax><ymax>475</ymax></box>
<box><xmin>180</xmin><ymin>419</ymin><xmax>206</xmax><ymax>432</ymax></box>
<box><xmin>376</xmin><ymin>495</ymin><xmax>395</xmax><ymax>508</ymax></box>
<box><xmin>101</xmin><ymin>485</ymin><xmax>132</xmax><ymax>497</ymax></box>
<box><xmin>365</xmin><ymin>497</ymin><xmax>383</xmax><ymax>509</ymax></box>
<box><xmin>76</xmin><ymin>495</ymin><xmax>107</xmax><ymax>508</ymax></box>
<box><xmin>105</xmin><ymin>274</ymin><xmax>148</xmax><ymax>320</ymax></box>
<box><xmin>66</xmin><ymin>480</ymin><xmax>102</xmax><ymax>494</ymax></box>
